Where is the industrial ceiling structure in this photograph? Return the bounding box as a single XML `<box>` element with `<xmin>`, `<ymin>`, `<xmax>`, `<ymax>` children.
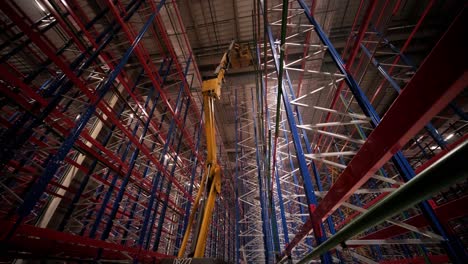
<box><xmin>0</xmin><ymin>0</ymin><xmax>467</xmax><ymax>263</ymax></box>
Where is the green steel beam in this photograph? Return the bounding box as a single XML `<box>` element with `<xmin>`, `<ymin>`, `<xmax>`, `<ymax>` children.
<box><xmin>298</xmin><ymin>140</ymin><xmax>468</xmax><ymax>264</ymax></box>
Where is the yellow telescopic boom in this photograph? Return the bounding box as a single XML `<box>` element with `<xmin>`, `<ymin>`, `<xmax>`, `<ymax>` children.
<box><xmin>178</xmin><ymin>40</ymin><xmax>235</xmax><ymax>258</ymax></box>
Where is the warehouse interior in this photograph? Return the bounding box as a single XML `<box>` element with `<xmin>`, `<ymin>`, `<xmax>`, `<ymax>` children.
<box><xmin>0</xmin><ymin>0</ymin><xmax>467</xmax><ymax>263</ymax></box>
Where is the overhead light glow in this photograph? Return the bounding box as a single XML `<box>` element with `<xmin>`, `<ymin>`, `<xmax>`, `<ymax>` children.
<box><xmin>35</xmin><ymin>0</ymin><xmax>46</xmax><ymax>12</ymax></box>
<box><xmin>430</xmin><ymin>145</ymin><xmax>439</xmax><ymax>150</ymax></box>
<box><xmin>444</xmin><ymin>133</ymin><xmax>454</xmax><ymax>140</ymax></box>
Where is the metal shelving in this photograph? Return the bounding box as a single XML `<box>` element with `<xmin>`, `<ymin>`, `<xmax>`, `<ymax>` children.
<box><xmin>0</xmin><ymin>0</ymin><xmax>466</xmax><ymax>263</ymax></box>
<box><xmin>0</xmin><ymin>0</ymin><xmax>234</xmax><ymax>262</ymax></box>
<box><xmin>231</xmin><ymin>0</ymin><xmax>467</xmax><ymax>263</ymax></box>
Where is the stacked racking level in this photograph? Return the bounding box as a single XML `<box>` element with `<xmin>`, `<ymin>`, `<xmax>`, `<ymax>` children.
<box><xmin>0</xmin><ymin>0</ymin><xmax>235</xmax><ymax>262</ymax></box>
<box><xmin>232</xmin><ymin>0</ymin><xmax>467</xmax><ymax>263</ymax></box>
<box><xmin>0</xmin><ymin>0</ymin><xmax>467</xmax><ymax>264</ymax></box>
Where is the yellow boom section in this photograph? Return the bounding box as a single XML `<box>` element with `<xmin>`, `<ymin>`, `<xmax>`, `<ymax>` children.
<box><xmin>178</xmin><ymin>40</ymin><xmax>235</xmax><ymax>258</ymax></box>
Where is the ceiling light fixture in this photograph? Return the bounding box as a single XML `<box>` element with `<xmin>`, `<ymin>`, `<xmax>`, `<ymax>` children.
<box><xmin>444</xmin><ymin>133</ymin><xmax>454</xmax><ymax>140</ymax></box>
<box><xmin>35</xmin><ymin>0</ymin><xmax>46</xmax><ymax>12</ymax></box>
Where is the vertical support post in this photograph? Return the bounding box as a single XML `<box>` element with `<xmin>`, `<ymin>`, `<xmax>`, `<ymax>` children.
<box><xmin>259</xmin><ymin>0</ymin><xmax>332</xmax><ymax>262</ymax></box>
<box><xmin>251</xmin><ymin>87</ymin><xmax>272</xmax><ymax>262</ymax></box>
<box><xmin>234</xmin><ymin>88</ymin><xmax>241</xmax><ymax>264</ymax></box>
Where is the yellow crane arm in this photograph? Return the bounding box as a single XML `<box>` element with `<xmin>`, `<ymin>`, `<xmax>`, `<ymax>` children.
<box><xmin>178</xmin><ymin>40</ymin><xmax>235</xmax><ymax>258</ymax></box>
